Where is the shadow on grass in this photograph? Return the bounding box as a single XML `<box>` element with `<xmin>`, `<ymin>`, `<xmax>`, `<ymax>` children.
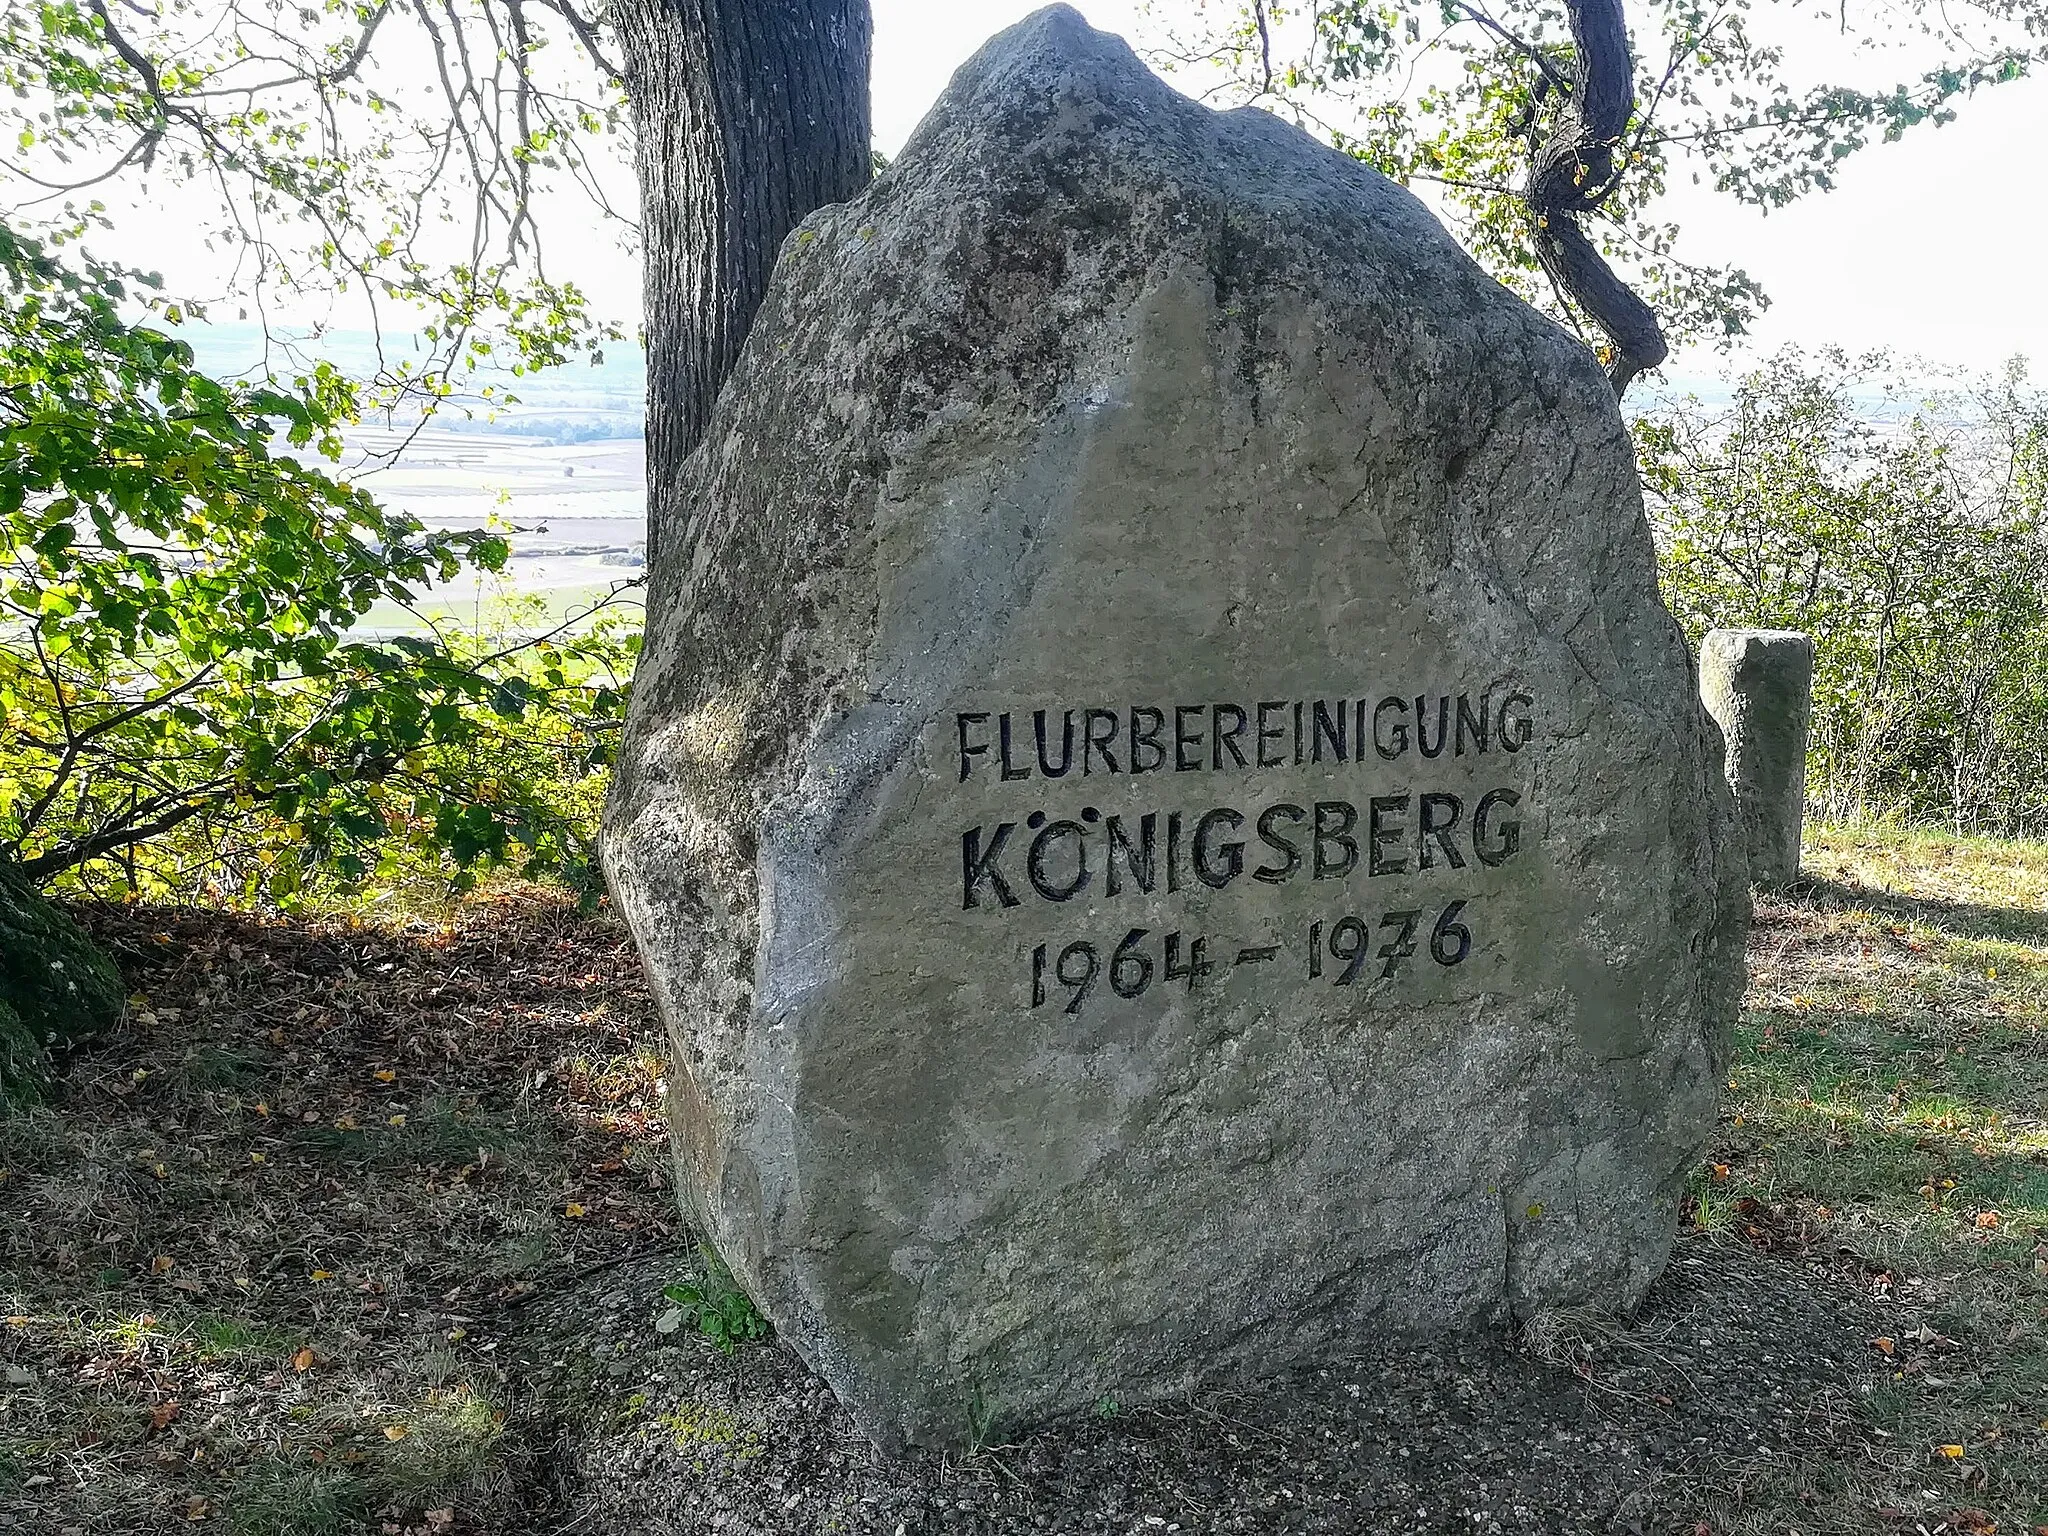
<box><xmin>1785</xmin><ymin>873</ymin><xmax>2048</xmax><ymax>948</ymax></box>
<box><xmin>286</xmin><ymin>1096</ymin><xmax>549</xmax><ymax>1172</ymax></box>
<box><xmin>1722</xmin><ymin>1108</ymin><xmax>2048</xmax><ymax>1235</ymax></box>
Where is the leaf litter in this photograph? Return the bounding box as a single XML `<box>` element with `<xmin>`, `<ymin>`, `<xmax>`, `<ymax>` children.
<box><xmin>1</xmin><ymin>892</ymin><xmax>672</xmax><ymax>1534</ymax></box>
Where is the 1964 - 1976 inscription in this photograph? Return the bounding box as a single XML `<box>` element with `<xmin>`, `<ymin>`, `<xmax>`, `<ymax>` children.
<box><xmin>942</xmin><ymin>689</ymin><xmax>1539</xmax><ymax>1011</ymax></box>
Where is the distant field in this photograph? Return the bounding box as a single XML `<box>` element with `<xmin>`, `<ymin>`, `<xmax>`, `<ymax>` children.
<box><xmin>326</xmin><ymin>426</ymin><xmax>647</xmax><ymax>629</ymax></box>
<box><xmin>358</xmin><ymin>577</ymin><xmax>641</xmax><ymax>637</ymax></box>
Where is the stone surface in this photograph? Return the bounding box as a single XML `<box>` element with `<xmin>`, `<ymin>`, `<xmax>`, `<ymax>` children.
<box><xmin>603</xmin><ymin>4</ymin><xmax>1747</xmax><ymax>1451</ymax></box>
<box><xmin>1700</xmin><ymin>629</ymin><xmax>1814</xmax><ymax>887</ymax></box>
<box><xmin>0</xmin><ymin>866</ymin><xmax>124</xmax><ymax>1106</ymax></box>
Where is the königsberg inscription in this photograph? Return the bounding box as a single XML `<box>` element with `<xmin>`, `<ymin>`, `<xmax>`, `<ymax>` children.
<box><xmin>947</xmin><ymin>693</ymin><xmax>1534</xmax><ymax>1010</ymax></box>
<box><xmin>602</xmin><ymin>8</ymin><xmax>1747</xmax><ymax>1457</ymax></box>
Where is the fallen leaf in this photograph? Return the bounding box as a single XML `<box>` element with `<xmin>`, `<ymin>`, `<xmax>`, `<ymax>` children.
<box><xmin>151</xmin><ymin>1255</ymin><xmax>175</xmax><ymax>1275</ymax></box>
<box><xmin>382</xmin><ymin>1424</ymin><xmax>408</xmax><ymax>1441</ymax></box>
<box><xmin>310</xmin><ymin>1270</ymin><xmax>334</xmax><ymax>1282</ymax></box>
<box><xmin>1711</xmin><ymin>1163</ymin><xmax>1730</xmax><ymax>1181</ymax></box>
<box><xmin>292</xmin><ymin>1347</ymin><xmax>317</xmax><ymax>1373</ymax></box>
<box><xmin>1873</xmin><ymin>1337</ymin><xmax>1896</xmax><ymax>1355</ymax></box>
<box><xmin>565</xmin><ymin>1202</ymin><xmax>587</xmax><ymax>1218</ymax></box>
<box><xmin>387</xmin><ymin>1115</ymin><xmax>406</xmax><ymax>1127</ymax></box>
<box><xmin>149</xmin><ymin>1401</ymin><xmax>180</xmax><ymax>1431</ymax></box>
<box><xmin>1937</xmin><ymin>1443</ymin><xmax>1966</xmax><ymax>1459</ymax></box>
<box><xmin>374</xmin><ymin>1069</ymin><xmax>396</xmax><ymax>1083</ymax></box>
<box><xmin>183</xmin><ymin>1496</ymin><xmax>210</xmax><ymax>1521</ymax></box>
<box><xmin>1976</xmin><ymin>1210</ymin><xmax>2000</xmax><ymax>1228</ymax></box>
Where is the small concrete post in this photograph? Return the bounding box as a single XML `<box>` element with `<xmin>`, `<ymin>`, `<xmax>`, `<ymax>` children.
<box><xmin>1700</xmin><ymin>628</ymin><xmax>1815</xmax><ymax>887</ymax></box>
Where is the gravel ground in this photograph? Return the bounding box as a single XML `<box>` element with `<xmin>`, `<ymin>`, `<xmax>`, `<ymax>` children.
<box><xmin>515</xmin><ymin>1233</ymin><xmax>1892</xmax><ymax>1535</ymax></box>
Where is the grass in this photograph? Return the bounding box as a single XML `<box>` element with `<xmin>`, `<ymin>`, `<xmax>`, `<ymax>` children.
<box><xmin>224</xmin><ymin>1465</ymin><xmax>363</xmax><ymax>1536</ymax></box>
<box><xmin>1695</xmin><ymin>821</ymin><xmax>2048</xmax><ymax>1535</ymax></box>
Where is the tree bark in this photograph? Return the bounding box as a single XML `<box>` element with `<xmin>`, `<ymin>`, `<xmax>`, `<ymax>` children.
<box><xmin>614</xmin><ymin>0</ymin><xmax>872</xmax><ymax>567</ymax></box>
<box><xmin>1526</xmin><ymin>0</ymin><xmax>1667</xmax><ymax>397</ymax></box>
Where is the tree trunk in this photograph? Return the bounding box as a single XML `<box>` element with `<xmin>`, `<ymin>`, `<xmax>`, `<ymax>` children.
<box><xmin>614</xmin><ymin>0</ymin><xmax>873</xmax><ymax>567</ymax></box>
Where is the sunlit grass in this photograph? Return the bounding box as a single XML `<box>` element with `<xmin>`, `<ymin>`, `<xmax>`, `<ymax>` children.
<box><xmin>1695</xmin><ymin>819</ymin><xmax>2048</xmax><ymax>1529</ymax></box>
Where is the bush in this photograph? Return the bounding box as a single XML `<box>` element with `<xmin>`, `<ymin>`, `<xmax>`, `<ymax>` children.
<box><xmin>1638</xmin><ymin>349</ymin><xmax>2048</xmax><ymax>838</ymax></box>
<box><xmin>0</xmin><ymin>220</ymin><xmax>636</xmax><ymax>909</ymax></box>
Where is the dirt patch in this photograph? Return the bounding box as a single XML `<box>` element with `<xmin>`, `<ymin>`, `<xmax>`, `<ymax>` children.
<box><xmin>512</xmin><ymin>1235</ymin><xmax>1898</xmax><ymax>1536</ymax></box>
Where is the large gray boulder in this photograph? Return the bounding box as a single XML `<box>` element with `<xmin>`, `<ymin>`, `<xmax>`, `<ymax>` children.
<box><xmin>604</xmin><ymin>5</ymin><xmax>1747</xmax><ymax>1451</ymax></box>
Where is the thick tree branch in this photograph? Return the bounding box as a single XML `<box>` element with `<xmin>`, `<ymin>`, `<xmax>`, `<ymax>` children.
<box><xmin>1532</xmin><ymin>214</ymin><xmax>1667</xmax><ymax>396</ymax></box>
<box><xmin>1524</xmin><ymin>0</ymin><xmax>1667</xmax><ymax>396</ymax></box>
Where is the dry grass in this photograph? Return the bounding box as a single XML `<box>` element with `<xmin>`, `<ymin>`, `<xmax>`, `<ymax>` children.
<box><xmin>0</xmin><ymin>895</ymin><xmax>673</xmax><ymax>1536</ymax></box>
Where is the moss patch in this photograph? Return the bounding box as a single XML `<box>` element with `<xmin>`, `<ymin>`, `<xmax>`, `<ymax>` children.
<box><xmin>0</xmin><ymin>868</ymin><xmax>124</xmax><ymax>1106</ymax></box>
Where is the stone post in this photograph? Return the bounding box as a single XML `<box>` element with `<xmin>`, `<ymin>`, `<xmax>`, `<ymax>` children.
<box><xmin>1699</xmin><ymin>629</ymin><xmax>1815</xmax><ymax>887</ymax></box>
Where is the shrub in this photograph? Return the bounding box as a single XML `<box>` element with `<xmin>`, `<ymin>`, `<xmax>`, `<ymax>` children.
<box><xmin>0</xmin><ymin>220</ymin><xmax>635</xmax><ymax>909</ymax></box>
<box><xmin>1638</xmin><ymin>349</ymin><xmax>2048</xmax><ymax>838</ymax></box>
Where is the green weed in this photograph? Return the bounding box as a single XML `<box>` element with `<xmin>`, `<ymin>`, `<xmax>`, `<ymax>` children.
<box><xmin>660</xmin><ymin>1248</ymin><xmax>769</xmax><ymax>1355</ymax></box>
<box><xmin>226</xmin><ymin>1463</ymin><xmax>363</xmax><ymax>1536</ymax></box>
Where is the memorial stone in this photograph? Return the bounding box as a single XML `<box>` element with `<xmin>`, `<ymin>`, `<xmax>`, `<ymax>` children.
<box><xmin>603</xmin><ymin>5</ymin><xmax>1749</xmax><ymax>1452</ymax></box>
<box><xmin>1700</xmin><ymin>628</ymin><xmax>1815</xmax><ymax>887</ymax></box>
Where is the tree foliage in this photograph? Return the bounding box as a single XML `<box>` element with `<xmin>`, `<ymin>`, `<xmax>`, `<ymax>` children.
<box><xmin>1156</xmin><ymin>1</ymin><xmax>2044</xmax><ymax>373</ymax></box>
<box><xmin>1638</xmin><ymin>349</ymin><xmax>2048</xmax><ymax>836</ymax></box>
<box><xmin>0</xmin><ymin>220</ymin><xmax>636</xmax><ymax>900</ymax></box>
<box><xmin>14</xmin><ymin>0</ymin><xmax>2040</xmax><ymax>399</ymax></box>
<box><xmin>0</xmin><ymin>0</ymin><xmax>630</xmax><ymax>398</ymax></box>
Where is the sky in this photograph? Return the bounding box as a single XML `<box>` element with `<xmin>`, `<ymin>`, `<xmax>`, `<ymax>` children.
<box><xmin>73</xmin><ymin>0</ymin><xmax>2048</xmax><ymax>387</ymax></box>
<box><xmin>873</xmin><ymin>0</ymin><xmax>2048</xmax><ymax>378</ymax></box>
